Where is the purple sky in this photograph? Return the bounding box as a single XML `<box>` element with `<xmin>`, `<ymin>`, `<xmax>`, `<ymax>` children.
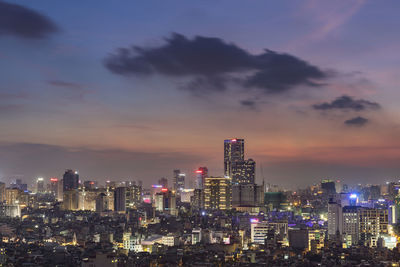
<box><xmin>1</xmin><ymin>0</ymin><xmax>400</xmax><ymax>189</ymax></box>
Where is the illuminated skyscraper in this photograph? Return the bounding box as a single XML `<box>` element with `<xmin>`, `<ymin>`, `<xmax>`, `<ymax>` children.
<box><xmin>204</xmin><ymin>177</ymin><xmax>232</xmax><ymax>210</ymax></box>
<box><xmin>231</xmin><ymin>159</ymin><xmax>255</xmax><ymax>184</ymax></box>
<box><xmin>63</xmin><ymin>169</ymin><xmax>79</xmax><ymax>191</ymax></box>
<box><xmin>224</xmin><ymin>139</ymin><xmax>244</xmax><ymax>178</ymax></box>
<box><xmin>224</xmin><ymin>139</ymin><xmax>256</xmax><ymax>184</ymax></box>
<box><xmin>342</xmin><ymin>206</ymin><xmax>360</xmax><ymax>246</ymax></box>
<box><xmin>358</xmin><ymin>207</ymin><xmax>388</xmax><ymax>246</ymax></box>
<box><xmin>173</xmin><ymin>169</ymin><xmax>185</xmax><ymax>192</ymax></box>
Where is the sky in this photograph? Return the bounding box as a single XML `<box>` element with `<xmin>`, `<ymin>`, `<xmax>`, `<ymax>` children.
<box><xmin>1</xmin><ymin>0</ymin><xmax>400</xmax><ymax>189</ymax></box>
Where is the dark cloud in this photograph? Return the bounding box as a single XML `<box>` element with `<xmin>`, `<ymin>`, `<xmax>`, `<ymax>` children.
<box><xmin>104</xmin><ymin>33</ymin><xmax>327</xmax><ymax>94</ymax></box>
<box><xmin>0</xmin><ymin>2</ymin><xmax>58</xmax><ymax>39</ymax></box>
<box><xmin>184</xmin><ymin>76</ymin><xmax>227</xmax><ymax>94</ymax></box>
<box><xmin>48</xmin><ymin>80</ymin><xmax>82</xmax><ymax>89</ymax></box>
<box><xmin>344</xmin><ymin>116</ymin><xmax>369</xmax><ymax>127</ymax></box>
<box><xmin>313</xmin><ymin>95</ymin><xmax>380</xmax><ymax>111</ymax></box>
<box><xmin>240</xmin><ymin>100</ymin><xmax>257</xmax><ymax>110</ymax></box>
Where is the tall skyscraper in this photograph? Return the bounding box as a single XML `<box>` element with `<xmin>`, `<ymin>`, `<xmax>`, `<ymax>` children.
<box><xmin>224</xmin><ymin>139</ymin><xmax>244</xmax><ymax>178</ymax></box>
<box><xmin>50</xmin><ymin>177</ymin><xmax>62</xmax><ymax>201</ymax></box>
<box><xmin>63</xmin><ymin>169</ymin><xmax>79</xmax><ymax>191</ymax></box>
<box><xmin>231</xmin><ymin>159</ymin><xmax>256</xmax><ymax>184</ymax></box>
<box><xmin>342</xmin><ymin>206</ymin><xmax>360</xmax><ymax>246</ymax></box>
<box><xmin>95</xmin><ymin>193</ymin><xmax>107</xmax><ymax>212</ymax></box>
<box><xmin>204</xmin><ymin>177</ymin><xmax>232</xmax><ymax>210</ymax></box>
<box><xmin>224</xmin><ymin>139</ymin><xmax>256</xmax><ymax>184</ymax></box>
<box><xmin>114</xmin><ymin>187</ymin><xmax>126</xmax><ymax>212</ymax></box>
<box><xmin>36</xmin><ymin>177</ymin><xmax>45</xmax><ymax>194</ymax></box>
<box><xmin>195</xmin><ymin>167</ymin><xmax>208</xmax><ymax>189</ymax></box>
<box><xmin>327</xmin><ymin>200</ymin><xmax>343</xmax><ymax>240</ymax></box>
<box><xmin>173</xmin><ymin>169</ymin><xmax>185</xmax><ymax>192</ymax></box>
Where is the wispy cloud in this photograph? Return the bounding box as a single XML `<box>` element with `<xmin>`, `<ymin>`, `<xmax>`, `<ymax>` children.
<box><xmin>289</xmin><ymin>0</ymin><xmax>366</xmax><ymax>49</ymax></box>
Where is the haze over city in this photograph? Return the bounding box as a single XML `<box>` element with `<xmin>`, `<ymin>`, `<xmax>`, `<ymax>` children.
<box><xmin>1</xmin><ymin>0</ymin><xmax>400</xmax><ymax>188</ymax></box>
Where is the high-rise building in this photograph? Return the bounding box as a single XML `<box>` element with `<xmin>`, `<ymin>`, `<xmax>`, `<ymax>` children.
<box><xmin>114</xmin><ymin>187</ymin><xmax>126</xmax><ymax>212</ymax></box>
<box><xmin>63</xmin><ymin>190</ymin><xmax>79</xmax><ymax>210</ymax></box>
<box><xmin>95</xmin><ymin>193</ymin><xmax>108</xmax><ymax>212</ymax></box>
<box><xmin>204</xmin><ymin>177</ymin><xmax>232</xmax><ymax>210</ymax></box>
<box><xmin>49</xmin><ymin>177</ymin><xmax>61</xmax><ymax>200</ymax></box>
<box><xmin>327</xmin><ymin>200</ymin><xmax>342</xmax><ymax>240</ymax></box>
<box><xmin>232</xmin><ymin>183</ymin><xmax>264</xmax><ymax>207</ymax></box>
<box><xmin>5</xmin><ymin>188</ymin><xmax>20</xmax><ymax>205</ymax></box>
<box><xmin>36</xmin><ymin>177</ymin><xmax>45</xmax><ymax>194</ymax></box>
<box><xmin>231</xmin><ymin>159</ymin><xmax>256</xmax><ymax>184</ymax></box>
<box><xmin>224</xmin><ymin>139</ymin><xmax>256</xmax><ymax>185</ymax></box>
<box><xmin>358</xmin><ymin>207</ymin><xmax>388</xmax><ymax>246</ymax></box>
<box><xmin>192</xmin><ymin>189</ymin><xmax>204</xmax><ymax>210</ymax></box>
<box><xmin>321</xmin><ymin>180</ymin><xmax>336</xmax><ymax>196</ymax></box>
<box><xmin>83</xmin><ymin>181</ymin><xmax>97</xmax><ymax>190</ymax></box>
<box><xmin>63</xmin><ymin>169</ymin><xmax>79</xmax><ymax>191</ymax></box>
<box><xmin>173</xmin><ymin>169</ymin><xmax>185</xmax><ymax>192</ymax></box>
<box><xmin>342</xmin><ymin>206</ymin><xmax>360</xmax><ymax>246</ymax></box>
<box><xmin>224</xmin><ymin>138</ymin><xmax>244</xmax><ymax>178</ymax></box>
<box><xmin>125</xmin><ymin>183</ymin><xmax>142</xmax><ymax>209</ymax></box>
<box><xmin>0</xmin><ymin>182</ymin><xmax>5</xmax><ymax>203</ymax></box>
<box><xmin>389</xmin><ymin>193</ymin><xmax>400</xmax><ymax>224</ymax></box>
<box><xmin>195</xmin><ymin>167</ymin><xmax>208</xmax><ymax>190</ymax></box>
<box><xmin>154</xmin><ymin>189</ymin><xmax>177</xmax><ymax>215</ymax></box>
<box><xmin>251</xmin><ymin>220</ymin><xmax>270</xmax><ymax>244</ymax></box>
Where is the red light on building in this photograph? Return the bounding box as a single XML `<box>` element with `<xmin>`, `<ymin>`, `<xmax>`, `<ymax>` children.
<box><xmin>90</xmin><ymin>182</ymin><xmax>94</xmax><ymax>185</ymax></box>
<box><xmin>196</xmin><ymin>170</ymin><xmax>203</xmax><ymax>174</ymax></box>
<box><xmin>50</xmin><ymin>178</ymin><xmax>58</xmax><ymax>182</ymax></box>
<box><xmin>161</xmin><ymin>188</ymin><xmax>168</xmax><ymax>192</ymax></box>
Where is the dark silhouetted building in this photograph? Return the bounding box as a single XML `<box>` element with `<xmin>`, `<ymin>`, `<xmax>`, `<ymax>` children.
<box><xmin>114</xmin><ymin>187</ymin><xmax>126</xmax><ymax>212</ymax></box>
<box><xmin>232</xmin><ymin>183</ymin><xmax>264</xmax><ymax>207</ymax></box>
<box><xmin>63</xmin><ymin>169</ymin><xmax>79</xmax><ymax>191</ymax></box>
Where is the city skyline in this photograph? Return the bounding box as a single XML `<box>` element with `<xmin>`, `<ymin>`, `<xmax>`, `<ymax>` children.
<box><xmin>1</xmin><ymin>1</ymin><xmax>400</xmax><ymax>188</ymax></box>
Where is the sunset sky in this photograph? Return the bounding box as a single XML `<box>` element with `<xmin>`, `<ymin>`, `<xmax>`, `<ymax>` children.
<box><xmin>1</xmin><ymin>0</ymin><xmax>400</xmax><ymax>188</ymax></box>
